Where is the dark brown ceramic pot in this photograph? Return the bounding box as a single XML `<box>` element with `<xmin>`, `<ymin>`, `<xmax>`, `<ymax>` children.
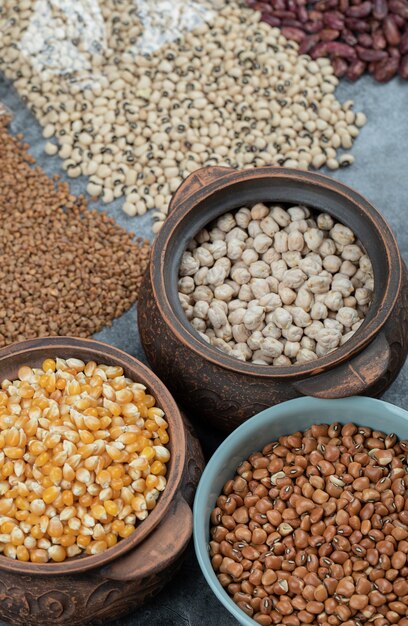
<box><xmin>138</xmin><ymin>166</ymin><xmax>408</xmax><ymax>433</ymax></box>
<box><xmin>0</xmin><ymin>337</ymin><xmax>204</xmax><ymax>626</ymax></box>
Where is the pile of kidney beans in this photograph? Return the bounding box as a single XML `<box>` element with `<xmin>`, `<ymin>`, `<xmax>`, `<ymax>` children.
<box><xmin>248</xmin><ymin>0</ymin><xmax>408</xmax><ymax>82</ymax></box>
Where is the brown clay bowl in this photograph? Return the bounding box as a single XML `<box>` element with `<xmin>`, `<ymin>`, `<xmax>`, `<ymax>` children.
<box><xmin>0</xmin><ymin>337</ymin><xmax>204</xmax><ymax>626</ymax></box>
<box><xmin>138</xmin><ymin>166</ymin><xmax>408</xmax><ymax>433</ymax></box>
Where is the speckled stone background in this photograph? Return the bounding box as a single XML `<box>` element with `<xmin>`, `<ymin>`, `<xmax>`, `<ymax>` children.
<box><xmin>0</xmin><ymin>69</ymin><xmax>407</xmax><ymax>626</ymax></box>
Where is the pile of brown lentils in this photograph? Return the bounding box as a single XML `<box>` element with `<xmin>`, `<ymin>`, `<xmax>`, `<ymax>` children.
<box><xmin>210</xmin><ymin>423</ymin><xmax>408</xmax><ymax>626</ymax></box>
<box><xmin>0</xmin><ymin>115</ymin><xmax>150</xmax><ymax>346</ymax></box>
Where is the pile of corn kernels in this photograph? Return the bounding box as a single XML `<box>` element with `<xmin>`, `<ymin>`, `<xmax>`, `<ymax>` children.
<box><xmin>0</xmin><ymin>358</ymin><xmax>170</xmax><ymax>563</ymax></box>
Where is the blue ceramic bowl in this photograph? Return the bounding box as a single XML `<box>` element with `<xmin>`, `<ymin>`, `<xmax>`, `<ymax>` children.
<box><xmin>193</xmin><ymin>396</ymin><xmax>408</xmax><ymax>626</ymax></box>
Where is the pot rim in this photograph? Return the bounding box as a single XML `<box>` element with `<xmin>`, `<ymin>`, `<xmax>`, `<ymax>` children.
<box><xmin>151</xmin><ymin>167</ymin><xmax>402</xmax><ymax>378</ymax></box>
<box><xmin>0</xmin><ymin>336</ymin><xmax>186</xmax><ymax>575</ymax></box>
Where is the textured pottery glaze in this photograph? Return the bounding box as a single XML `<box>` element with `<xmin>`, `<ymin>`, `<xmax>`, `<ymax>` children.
<box><xmin>0</xmin><ymin>337</ymin><xmax>204</xmax><ymax>626</ymax></box>
<box><xmin>138</xmin><ymin>166</ymin><xmax>408</xmax><ymax>432</ymax></box>
<box><xmin>193</xmin><ymin>396</ymin><xmax>408</xmax><ymax>626</ymax></box>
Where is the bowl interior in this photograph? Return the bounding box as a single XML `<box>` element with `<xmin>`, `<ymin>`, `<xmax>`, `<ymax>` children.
<box><xmin>193</xmin><ymin>396</ymin><xmax>408</xmax><ymax>626</ymax></box>
<box><xmin>0</xmin><ymin>337</ymin><xmax>185</xmax><ymax>574</ymax></box>
<box><xmin>156</xmin><ymin>169</ymin><xmax>401</xmax><ymax>376</ymax></box>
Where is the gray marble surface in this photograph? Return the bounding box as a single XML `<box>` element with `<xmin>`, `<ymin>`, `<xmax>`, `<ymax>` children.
<box><xmin>0</xmin><ymin>72</ymin><xmax>407</xmax><ymax>626</ymax></box>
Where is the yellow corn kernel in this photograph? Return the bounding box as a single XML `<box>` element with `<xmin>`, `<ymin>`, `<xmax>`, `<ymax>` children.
<box><xmin>48</xmin><ymin>545</ymin><xmax>66</xmax><ymax>562</ymax></box>
<box><xmin>67</xmin><ymin>380</ymin><xmax>81</xmax><ymax>395</ymax></box>
<box><xmin>30</xmin><ymin>548</ymin><xmax>48</xmax><ymax>563</ymax></box>
<box><xmin>44</xmin><ymin>432</ymin><xmax>60</xmax><ymax>449</ymax></box>
<box><xmin>1</xmin><ymin>463</ymin><xmax>14</xmax><ymax>480</ymax></box>
<box><xmin>150</xmin><ymin>461</ymin><xmax>164</xmax><ymax>476</ymax></box>
<box><xmin>10</xmin><ymin>527</ymin><xmax>24</xmax><ymax>546</ymax></box>
<box><xmin>84</xmin><ymin>415</ymin><xmax>100</xmax><ymax>432</ymax></box>
<box><xmin>62</xmin><ymin>463</ymin><xmax>75</xmax><ymax>482</ymax></box>
<box><xmin>41</xmin><ymin>477</ymin><xmax>53</xmax><ymax>489</ymax></box>
<box><xmin>111</xmin><ymin>519</ymin><xmax>125</xmax><ymax>534</ymax></box>
<box><xmin>119</xmin><ymin>524</ymin><xmax>135</xmax><ymax>539</ymax></box>
<box><xmin>96</xmin><ymin>470</ymin><xmax>111</xmax><ymax>487</ymax></box>
<box><xmin>144</xmin><ymin>419</ymin><xmax>158</xmax><ymax>433</ymax></box>
<box><xmin>157</xmin><ymin>429</ymin><xmax>169</xmax><ymax>445</ymax></box>
<box><xmin>118</xmin><ymin>432</ymin><xmax>139</xmax><ymax>445</ymax></box>
<box><xmin>48</xmin><ymin>518</ymin><xmax>63</xmax><ymax>538</ymax></box>
<box><xmin>15</xmin><ymin>510</ymin><xmax>29</xmax><ymax>521</ymax></box>
<box><xmin>79</xmin><ymin>430</ymin><xmax>94</xmax><ymax>444</ymax></box>
<box><xmin>110</xmin><ymin>478</ymin><xmax>123</xmax><ymax>491</ymax></box>
<box><xmin>109</xmin><ymin>464</ymin><xmax>124</xmax><ymax>479</ymax></box>
<box><xmin>140</xmin><ymin>446</ymin><xmax>155</xmax><ymax>461</ymax></box>
<box><xmin>62</xmin><ymin>490</ymin><xmax>74</xmax><ymax>506</ymax></box>
<box><xmin>16</xmin><ymin>545</ymin><xmax>30</xmax><ymax>561</ymax></box>
<box><xmin>43</xmin><ymin>486</ymin><xmax>60</xmax><ymax>504</ymax></box>
<box><xmin>56</xmin><ymin>378</ymin><xmax>66</xmax><ymax>390</ymax></box>
<box><xmin>35</xmin><ymin>452</ymin><xmax>50</xmax><ymax>467</ymax></box>
<box><xmin>131</xmin><ymin>495</ymin><xmax>146</xmax><ymax>512</ymax></box>
<box><xmin>26</xmin><ymin>513</ymin><xmax>41</xmax><ymax>525</ymax></box>
<box><xmin>30</xmin><ymin>499</ymin><xmax>46</xmax><ymax>516</ymax></box>
<box><xmin>77</xmin><ymin>534</ymin><xmax>91</xmax><ymax>548</ymax></box>
<box><xmin>4</xmin><ymin>447</ymin><xmax>24</xmax><ymax>460</ymax></box>
<box><xmin>86</xmin><ymin>539</ymin><xmax>108</xmax><ymax>555</ymax></box>
<box><xmin>104</xmin><ymin>500</ymin><xmax>119</xmax><ymax>516</ymax></box>
<box><xmin>31</xmin><ymin>525</ymin><xmax>43</xmax><ymax>539</ymax></box>
<box><xmin>145</xmin><ymin>475</ymin><xmax>158</xmax><ymax>490</ymax></box>
<box><xmin>60</xmin><ymin>534</ymin><xmax>76</xmax><ymax>547</ymax></box>
<box><xmin>106</xmin><ymin>445</ymin><xmax>122</xmax><ymax>461</ymax></box>
<box><xmin>106</xmin><ymin>533</ymin><xmax>117</xmax><ymax>548</ymax></box>
<box><xmin>3</xmin><ymin>543</ymin><xmax>17</xmax><ymax>559</ymax></box>
<box><xmin>115</xmin><ymin>389</ymin><xmax>133</xmax><ymax>404</ymax></box>
<box><xmin>122</xmin><ymin>474</ymin><xmax>132</xmax><ymax>487</ymax></box>
<box><xmin>49</xmin><ymin>467</ymin><xmax>63</xmax><ymax>484</ymax></box>
<box><xmin>132</xmin><ymin>479</ymin><xmax>146</xmax><ymax>493</ymax></box>
<box><xmin>42</xmin><ymin>359</ymin><xmax>56</xmax><ymax>372</ymax></box>
<box><xmin>1</xmin><ymin>521</ymin><xmax>16</xmax><ymax>534</ymax></box>
<box><xmin>91</xmin><ymin>504</ymin><xmax>107</xmax><ymax>521</ymax></box>
<box><xmin>15</xmin><ymin>496</ymin><xmax>30</xmax><ymax>511</ymax></box>
<box><xmin>78</xmin><ymin>493</ymin><xmax>93</xmax><ymax>508</ymax></box>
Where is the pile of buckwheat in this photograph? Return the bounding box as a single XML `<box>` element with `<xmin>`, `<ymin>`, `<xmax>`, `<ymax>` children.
<box><xmin>0</xmin><ymin>115</ymin><xmax>150</xmax><ymax>346</ymax></box>
<box><xmin>0</xmin><ymin>1</ymin><xmax>365</xmax><ymax>230</ymax></box>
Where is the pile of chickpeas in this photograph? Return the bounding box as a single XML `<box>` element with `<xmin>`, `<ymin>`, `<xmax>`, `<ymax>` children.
<box><xmin>179</xmin><ymin>203</ymin><xmax>373</xmax><ymax>365</ymax></box>
<box><xmin>210</xmin><ymin>422</ymin><xmax>408</xmax><ymax>626</ymax></box>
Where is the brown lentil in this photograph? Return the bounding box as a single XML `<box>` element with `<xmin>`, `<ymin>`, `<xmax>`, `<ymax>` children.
<box><xmin>209</xmin><ymin>422</ymin><xmax>408</xmax><ymax>624</ymax></box>
<box><xmin>0</xmin><ymin>115</ymin><xmax>149</xmax><ymax>346</ymax></box>
<box><xmin>0</xmin><ymin>358</ymin><xmax>170</xmax><ymax>562</ymax></box>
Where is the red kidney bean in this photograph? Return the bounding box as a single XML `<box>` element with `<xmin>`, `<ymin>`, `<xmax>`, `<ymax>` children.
<box><xmin>261</xmin><ymin>14</ymin><xmax>281</xmax><ymax>26</ymax></box>
<box><xmin>347</xmin><ymin>1</ymin><xmax>373</xmax><ymax>18</ymax></box>
<box><xmin>311</xmin><ymin>41</ymin><xmax>358</xmax><ymax>58</ymax></box>
<box><xmin>305</xmin><ymin>20</ymin><xmax>324</xmax><ymax>33</ymax></box>
<box><xmin>345</xmin><ymin>17</ymin><xmax>371</xmax><ymax>32</ymax></box>
<box><xmin>320</xmin><ymin>28</ymin><xmax>341</xmax><ymax>41</ymax></box>
<box><xmin>358</xmin><ymin>33</ymin><xmax>374</xmax><ymax>46</ymax></box>
<box><xmin>390</xmin><ymin>0</ymin><xmax>408</xmax><ymax>19</ymax></box>
<box><xmin>357</xmin><ymin>46</ymin><xmax>388</xmax><ymax>60</ymax></box>
<box><xmin>374</xmin><ymin>55</ymin><xmax>400</xmax><ymax>80</ymax></box>
<box><xmin>332</xmin><ymin>57</ymin><xmax>349</xmax><ymax>76</ymax></box>
<box><xmin>299</xmin><ymin>34</ymin><xmax>321</xmax><ymax>54</ymax></box>
<box><xmin>342</xmin><ymin>28</ymin><xmax>359</xmax><ymax>45</ymax></box>
<box><xmin>374</xmin><ymin>0</ymin><xmax>389</xmax><ymax>19</ymax></box>
<box><xmin>373</xmin><ymin>29</ymin><xmax>388</xmax><ymax>49</ymax></box>
<box><xmin>324</xmin><ymin>11</ymin><xmax>346</xmax><ymax>29</ymax></box>
<box><xmin>383</xmin><ymin>15</ymin><xmax>402</xmax><ymax>46</ymax></box>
